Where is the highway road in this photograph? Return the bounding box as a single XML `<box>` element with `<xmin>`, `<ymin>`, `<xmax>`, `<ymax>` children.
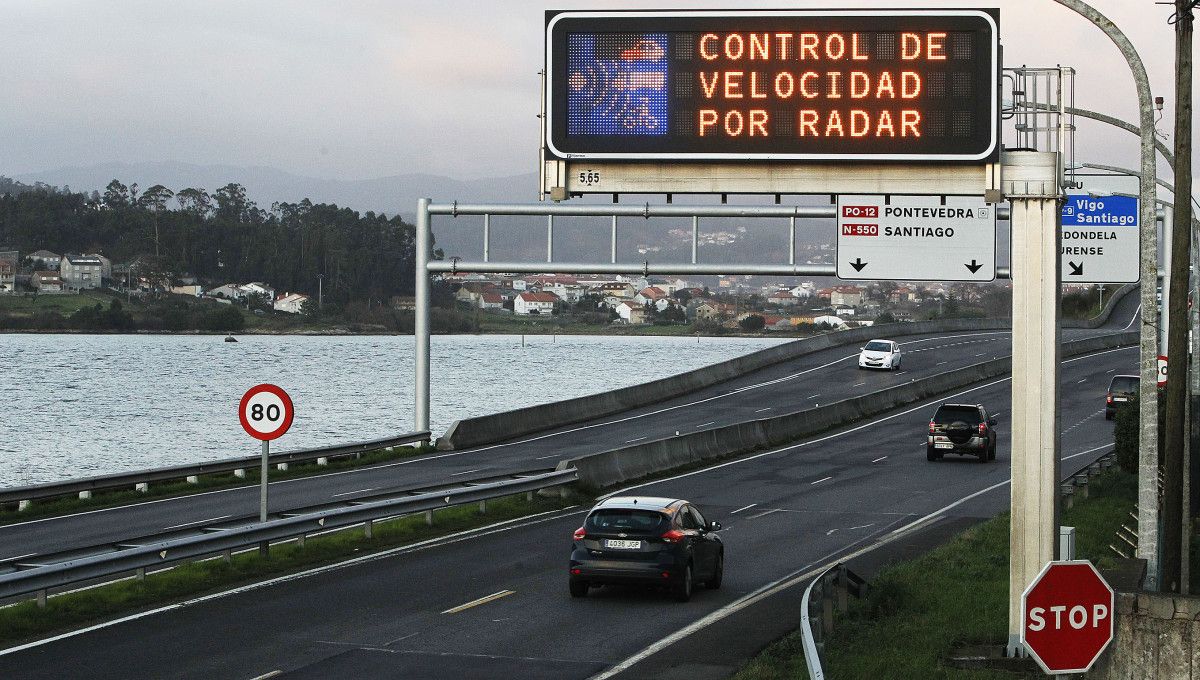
<box><xmin>0</xmin><ymin>292</ymin><xmax>1139</xmax><ymax>568</ymax></box>
<box><xmin>0</xmin><ymin>338</ymin><xmax>1137</xmax><ymax>679</ymax></box>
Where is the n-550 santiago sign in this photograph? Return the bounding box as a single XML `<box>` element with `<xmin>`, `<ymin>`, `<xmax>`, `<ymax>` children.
<box><xmin>545</xmin><ymin>9</ymin><xmax>999</xmax><ymax>162</ymax></box>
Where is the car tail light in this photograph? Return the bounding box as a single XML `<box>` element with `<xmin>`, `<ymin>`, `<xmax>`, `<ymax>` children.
<box><xmin>571</xmin><ymin>568</ymin><xmax>581</xmax><ymax>575</ymax></box>
<box><xmin>928</xmin><ymin>420</ymin><xmax>936</xmax><ymax>434</ymax></box>
<box><xmin>1106</xmin><ymin>393</ymin><xmax>1113</xmax><ymax>404</ymax></box>
<box><xmin>573</xmin><ymin>527</ymin><xmax>586</xmax><ymax>540</ymax></box>
<box><xmin>661</xmin><ymin>571</ymin><xmax>671</xmax><ymax>579</ymax></box>
<box><xmin>661</xmin><ymin>529</ymin><xmax>685</xmax><ymax>543</ymax></box>
<box><xmin>978</xmin><ymin>423</ymin><xmax>987</xmax><ymax>436</ymax></box>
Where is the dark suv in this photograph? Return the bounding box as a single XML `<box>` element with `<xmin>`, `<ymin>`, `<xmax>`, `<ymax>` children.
<box><xmin>927</xmin><ymin>403</ymin><xmax>997</xmax><ymax>463</ymax></box>
<box><xmin>569</xmin><ymin>496</ymin><xmax>723</xmax><ymax>602</ymax></box>
<box><xmin>1105</xmin><ymin>374</ymin><xmax>1138</xmax><ymax>420</ymax></box>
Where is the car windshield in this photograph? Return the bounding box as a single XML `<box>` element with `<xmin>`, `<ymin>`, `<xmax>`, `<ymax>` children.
<box><xmin>864</xmin><ymin>341</ymin><xmax>891</xmax><ymax>352</ymax></box>
<box><xmin>585</xmin><ymin>509</ymin><xmax>667</xmax><ymax>534</ymax></box>
<box><xmin>934</xmin><ymin>406</ymin><xmax>982</xmax><ymax>424</ymax></box>
<box><xmin>1109</xmin><ymin>376</ymin><xmax>1138</xmax><ymax>393</ymax></box>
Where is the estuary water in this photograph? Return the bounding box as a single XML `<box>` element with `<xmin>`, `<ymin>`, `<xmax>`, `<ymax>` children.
<box><xmin>0</xmin><ymin>333</ymin><xmax>788</xmax><ymax>486</ymax></box>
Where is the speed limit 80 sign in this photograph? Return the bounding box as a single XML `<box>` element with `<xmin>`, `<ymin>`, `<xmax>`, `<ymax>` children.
<box><xmin>239</xmin><ymin>384</ymin><xmax>294</xmax><ymax>441</ymax></box>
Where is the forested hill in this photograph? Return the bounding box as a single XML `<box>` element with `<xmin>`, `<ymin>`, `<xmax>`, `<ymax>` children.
<box><xmin>0</xmin><ymin>178</ymin><xmax>422</xmax><ymax>304</ymax></box>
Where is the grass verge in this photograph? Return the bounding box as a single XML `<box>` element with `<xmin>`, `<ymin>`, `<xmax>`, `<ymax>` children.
<box><xmin>733</xmin><ymin>469</ymin><xmax>1139</xmax><ymax>680</ymax></box>
<box><xmin>0</xmin><ymin>444</ymin><xmax>437</xmax><ymax>526</ymax></box>
<box><xmin>0</xmin><ymin>490</ymin><xmax>580</xmax><ymax>648</ymax></box>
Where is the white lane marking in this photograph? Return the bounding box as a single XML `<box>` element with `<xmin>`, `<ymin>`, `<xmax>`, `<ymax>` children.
<box><xmin>534</xmin><ymin>454</ymin><xmax>561</xmax><ymax>460</ymax></box>
<box><xmin>386</xmin><ymin>632</ymin><xmax>419</xmax><ymax>645</ymax></box>
<box><xmin>162</xmin><ymin>515</ymin><xmax>231</xmax><ymax>531</ymax></box>
<box><xmin>696</xmin><ymin>421</ymin><xmax>716</xmax><ymax>428</ymax></box>
<box><xmin>1107</xmin><ymin>369</ymin><xmax>1117</xmax><ymax>373</ymax></box>
<box><xmin>871</xmin><ymin>456</ymin><xmax>888</xmax><ymax>463</ymax></box>
<box><xmin>1077</xmin><ymin>379</ymin><xmax>1087</xmax><ymax>384</ymax></box>
<box><xmin>937</xmin><ymin>361</ymin><xmax>948</xmax><ymax>366</ymax></box>
<box><xmin>807</xmin><ymin>393</ymin><xmax>821</xmax><ymax>399</ymax></box>
<box><xmin>826</xmin><ymin>523</ymin><xmax>875</xmax><ymax>536</ymax></box>
<box><xmin>442</xmin><ymin>589</ymin><xmax>515</xmax><ymax>614</ymax></box>
<box><xmin>248</xmin><ymin>671</ymin><xmax>282</xmax><ymax>680</ymax></box>
<box><xmin>746</xmin><ymin>508</ymin><xmax>783</xmax><ymax>520</ymax></box>
<box><xmin>730</xmin><ymin>503</ymin><xmax>758</xmax><ymax>515</ymax></box>
<box><xmin>0</xmin><ymin>505</ymin><xmax>584</xmax><ymax>657</ymax></box>
<box><xmin>331</xmin><ymin>488</ymin><xmax>374</xmax><ymax>498</ymax></box>
<box><xmin>604</xmin><ymin>345</ymin><xmax>1136</xmax><ymax>498</ymax></box>
<box><xmin>754</xmin><ymin>407</ymin><xmax>773</xmax><ymax>413</ymax></box>
<box><xmin>625</xmin><ymin>437</ymin><xmax>646</xmax><ymax>444</ymax></box>
<box><xmin>852</xmin><ymin>382</ymin><xmax>866</xmax><ymax>387</ymax></box>
<box><xmin>1120</xmin><ymin>303</ymin><xmax>1141</xmax><ymax>331</ymax></box>
<box><xmin>810</xmin><ymin>477</ymin><xmax>832</xmax><ymax>485</ymax></box>
<box><xmin>0</xmin><ymin>552</ymin><xmax>37</xmax><ymax>562</ymax></box>
<box><xmin>591</xmin><ymin>439</ymin><xmax>1121</xmax><ymax>680</ymax></box>
<box><xmin>449</xmin><ymin>469</ymin><xmax>483</xmax><ymax>476</ymax></box>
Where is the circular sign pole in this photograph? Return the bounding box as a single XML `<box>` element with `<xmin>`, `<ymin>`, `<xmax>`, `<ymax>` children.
<box><xmin>239</xmin><ymin>384</ymin><xmax>295</xmax><ymax>555</ymax></box>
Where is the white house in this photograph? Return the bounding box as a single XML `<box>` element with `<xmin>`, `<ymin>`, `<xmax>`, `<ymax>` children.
<box><xmin>813</xmin><ymin>315</ymin><xmax>847</xmax><ymax>328</ymax></box>
<box><xmin>790</xmin><ymin>282</ymin><xmax>815</xmax><ymax>298</ymax></box>
<box><xmin>273</xmin><ymin>293</ymin><xmax>309</xmax><ymax>314</ymax></box>
<box><xmin>634</xmin><ymin>286</ymin><xmax>669</xmax><ymax>306</ymax></box>
<box><xmin>208</xmin><ymin>283</ymin><xmax>243</xmax><ymax>300</ymax></box>
<box><xmin>615</xmin><ymin>301</ymin><xmax>648</xmax><ymax>324</ymax></box>
<box><xmin>830</xmin><ymin>286</ymin><xmax>864</xmax><ymax>308</ymax></box>
<box><xmin>478</xmin><ymin>293</ymin><xmax>504</xmax><ymax>310</ymax></box>
<box><xmin>28</xmin><ymin>250</ymin><xmax>61</xmax><ymax>270</ymax></box>
<box><xmin>0</xmin><ymin>261</ymin><xmax>15</xmax><ymax>293</ymax></box>
<box><xmin>767</xmin><ymin>290</ymin><xmax>799</xmax><ymax>307</ymax></box>
<box><xmin>170</xmin><ymin>285</ymin><xmax>204</xmax><ymax>297</ymax></box>
<box><xmin>60</xmin><ymin>254</ymin><xmax>103</xmax><ymax>289</ymax></box>
<box><xmin>514</xmin><ymin>291</ymin><xmax>558</xmax><ymax>315</ymax></box>
<box><xmin>31</xmin><ymin>271</ymin><xmax>63</xmax><ymax>292</ymax></box>
<box><xmin>240</xmin><ymin>282</ymin><xmax>276</xmax><ymax>302</ymax></box>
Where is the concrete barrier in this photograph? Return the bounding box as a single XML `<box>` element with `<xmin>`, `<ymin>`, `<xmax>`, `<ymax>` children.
<box><xmin>437</xmin><ymin>318</ymin><xmax>1011</xmax><ymax>450</ymax></box>
<box><xmin>562</xmin><ymin>331</ymin><xmax>1137</xmax><ymax>490</ymax></box>
<box><xmin>439</xmin><ymin>285</ymin><xmax>1136</xmax><ymax>451</ymax></box>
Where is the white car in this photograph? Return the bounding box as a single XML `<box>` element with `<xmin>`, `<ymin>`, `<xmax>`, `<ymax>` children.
<box><xmin>858</xmin><ymin>339</ymin><xmax>901</xmax><ymax>371</ymax></box>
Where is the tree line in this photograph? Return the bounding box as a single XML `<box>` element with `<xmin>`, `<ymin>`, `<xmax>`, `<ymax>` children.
<box><xmin>0</xmin><ymin>177</ymin><xmax>425</xmax><ymax>306</ymax></box>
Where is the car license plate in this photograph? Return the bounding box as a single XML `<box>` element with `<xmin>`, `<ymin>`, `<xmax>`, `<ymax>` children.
<box><xmin>1113</xmin><ymin>397</ymin><xmax>1127</xmax><ymax>402</ymax></box>
<box><xmin>604</xmin><ymin>539</ymin><xmax>641</xmax><ymax>549</ymax></box>
<box><xmin>935</xmin><ymin>443</ymin><xmax>954</xmax><ymax>449</ymax></box>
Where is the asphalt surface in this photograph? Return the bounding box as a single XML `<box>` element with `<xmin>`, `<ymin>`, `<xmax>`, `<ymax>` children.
<box><xmin>0</xmin><ymin>338</ymin><xmax>1137</xmax><ymax>679</ymax></box>
<box><xmin>0</xmin><ymin>292</ymin><xmax>1140</xmax><ymax>565</ymax></box>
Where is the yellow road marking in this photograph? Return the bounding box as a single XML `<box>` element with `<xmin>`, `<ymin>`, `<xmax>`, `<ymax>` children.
<box><xmin>442</xmin><ymin>589</ymin><xmax>515</xmax><ymax>614</ymax></box>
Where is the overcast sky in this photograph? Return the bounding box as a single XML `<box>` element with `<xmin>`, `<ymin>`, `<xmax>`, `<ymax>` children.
<box><xmin>0</xmin><ymin>0</ymin><xmax>1194</xmax><ymax>195</ymax></box>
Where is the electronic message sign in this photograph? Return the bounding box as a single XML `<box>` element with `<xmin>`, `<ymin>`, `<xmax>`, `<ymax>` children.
<box><xmin>545</xmin><ymin>10</ymin><xmax>999</xmax><ymax>162</ymax></box>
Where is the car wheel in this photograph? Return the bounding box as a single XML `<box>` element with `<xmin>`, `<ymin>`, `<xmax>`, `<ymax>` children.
<box><xmin>705</xmin><ymin>553</ymin><xmax>724</xmax><ymax>590</ymax></box>
<box><xmin>978</xmin><ymin>448</ymin><xmax>989</xmax><ymax>463</ymax></box>
<box><xmin>673</xmin><ymin>563</ymin><xmax>693</xmax><ymax>602</ymax></box>
<box><xmin>569</xmin><ymin>577</ymin><xmax>589</xmax><ymax>598</ymax></box>
<box><xmin>1105</xmin><ymin>411</ymin><xmax>1114</xmax><ymax>421</ymax></box>
<box><xmin>926</xmin><ymin>446</ymin><xmax>941</xmax><ymax>462</ymax></box>
<box><xmin>988</xmin><ymin>441</ymin><xmax>997</xmax><ymax>461</ymax></box>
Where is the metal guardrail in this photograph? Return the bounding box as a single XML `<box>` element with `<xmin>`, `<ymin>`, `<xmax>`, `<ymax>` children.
<box><xmin>0</xmin><ymin>467</ymin><xmax>576</xmax><ymax>603</ymax></box>
<box><xmin>0</xmin><ymin>430</ymin><xmax>431</xmax><ymax>507</ymax></box>
<box><xmin>800</xmin><ymin>562</ymin><xmax>868</xmax><ymax>680</ymax></box>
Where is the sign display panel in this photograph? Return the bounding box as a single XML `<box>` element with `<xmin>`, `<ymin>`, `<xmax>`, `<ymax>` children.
<box><xmin>836</xmin><ymin>194</ymin><xmax>996</xmax><ymax>281</ymax></box>
<box><xmin>1060</xmin><ymin>194</ymin><xmax>1140</xmax><ymax>283</ymax></box>
<box><xmin>546</xmin><ymin>10</ymin><xmax>999</xmax><ymax>162</ymax></box>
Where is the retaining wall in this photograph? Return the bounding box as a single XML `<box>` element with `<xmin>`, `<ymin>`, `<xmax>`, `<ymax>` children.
<box><xmin>1088</xmin><ymin>592</ymin><xmax>1200</xmax><ymax>679</ymax></box>
<box><xmin>561</xmin><ymin>331</ymin><xmax>1137</xmax><ymax>489</ymax></box>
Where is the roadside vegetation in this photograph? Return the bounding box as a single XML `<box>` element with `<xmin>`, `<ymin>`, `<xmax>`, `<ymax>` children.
<box><xmin>733</xmin><ymin>468</ymin><xmax>1152</xmax><ymax>680</ymax></box>
<box><xmin>0</xmin><ymin>444</ymin><xmax>436</xmax><ymax>526</ymax></box>
<box><xmin>0</xmin><ymin>491</ymin><xmax>579</xmax><ymax>648</ymax></box>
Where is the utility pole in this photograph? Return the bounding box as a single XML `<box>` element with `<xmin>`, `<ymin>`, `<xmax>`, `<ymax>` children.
<box><xmin>1163</xmin><ymin>0</ymin><xmax>1196</xmax><ymax>593</ymax></box>
<box><xmin>318</xmin><ymin>273</ymin><xmax>324</xmax><ymax>310</ymax></box>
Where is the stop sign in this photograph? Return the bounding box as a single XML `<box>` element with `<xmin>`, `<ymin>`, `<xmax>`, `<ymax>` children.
<box><xmin>1021</xmin><ymin>560</ymin><xmax>1114</xmax><ymax>674</ymax></box>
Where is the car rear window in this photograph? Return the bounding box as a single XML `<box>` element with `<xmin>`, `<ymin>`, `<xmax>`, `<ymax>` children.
<box><xmin>933</xmin><ymin>405</ymin><xmax>982</xmax><ymax>424</ymax></box>
<box><xmin>585</xmin><ymin>509</ymin><xmax>668</xmax><ymax>534</ymax></box>
<box><xmin>864</xmin><ymin>341</ymin><xmax>891</xmax><ymax>351</ymax></box>
<box><xmin>1109</xmin><ymin>376</ymin><xmax>1138</xmax><ymax>393</ymax></box>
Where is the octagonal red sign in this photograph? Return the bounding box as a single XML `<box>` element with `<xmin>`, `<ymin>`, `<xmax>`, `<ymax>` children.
<box><xmin>1021</xmin><ymin>560</ymin><xmax>1114</xmax><ymax>674</ymax></box>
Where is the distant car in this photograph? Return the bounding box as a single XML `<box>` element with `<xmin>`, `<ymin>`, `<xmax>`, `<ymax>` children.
<box><xmin>569</xmin><ymin>496</ymin><xmax>723</xmax><ymax>602</ymax></box>
<box><xmin>1105</xmin><ymin>374</ymin><xmax>1138</xmax><ymax>420</ymax></box>
<box><xmin>927</xmin><ymin>403</ymin><xmax>997</xmax><ymax>463</ymax></box>
<box><xmin>858</xmin><ymin>339</ymin><xmax>901</xmax><ymax>371</ymax></box>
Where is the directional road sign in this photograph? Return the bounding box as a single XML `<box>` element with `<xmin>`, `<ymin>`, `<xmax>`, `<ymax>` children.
<box><xmin>1021</xmin><ymin>560</ymin><xmax>1114</xmax><ymax>674</ymax></box>
<box><xmin>1060</xmin><ymin>194</ymin><xmax>1139</xmax><ymax>283</ymax></box>
<box><xmin>836</xmin><ymin>195</ymin><xmax>996</xmax><ymax>281</ymax></box>
<box><xmin>239</xmin><ymin>384</ymin><xmax>294</xmax><ymax>441</ymax></box>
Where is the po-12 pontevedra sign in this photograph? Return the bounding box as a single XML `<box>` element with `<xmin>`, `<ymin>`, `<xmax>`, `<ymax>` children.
<box><xmin>836</xmin><ymin>195</ymin><xmax>996</xmax><ymax>281</ymax></box>
<box><xmin>545</xmin><ymin>9</ymin><xmax>999</xmax><ymax>162</ymax></box>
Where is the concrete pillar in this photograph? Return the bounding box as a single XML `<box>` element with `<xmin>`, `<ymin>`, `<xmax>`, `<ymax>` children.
<box><xmin>276</xmin><ymin>463</ymin><xmax>288</xmax><ymax>472</ymax></box>
<box><xmin>186</xmin><ymin>476</ymin><xmax>199</xmax><ymax>484</ymax></box>
<box><xmin>136</xmin><ymin>567</ymin><xmax>146</xmax><ymax>581</ymax></box>
<box><xmin>135</xmin><ymin>483</ymin><xmax>148</xmax><ymax>493</ymax></box>
<box><xmin>526</xmin><ymin>491</ymin><xmax>534</xmax><ymax>502</ymax></box>
<box><xmin>36</xmin><ymin>589</ymin><xmax>46</xmax><ymax>609</ymax></box>
<box><xmin>233</xmin><ymin>468</ymin><xmax>246</xmax><ymax>479</ymax></box>
<box><xmin>364</xmin><ymin>519</ymin><xmax>374</xmax><ymax>539</ymax></box>
<box><xmin>1004</xmin><ymin>151</ymin><xmax>1062</xmax><ymax>656</ymax></box>
<box><xmin>297</xmin><ymin>533</ymin><xmax>305</xmax><ymax>548</ymax></box>
<box><xmin>78</xmin><ymin>490</ymin><xmax>91</xmax><ymax>500</ymax></box>
<box><xmin>478</xmin><ymin>500</ymin><xmax>487</xmax><ymax>514</ymax></box>
<box><xmin>18</xmin><ymin>500</ymin><xmax>31</xmax><ymax>512</ymax></box>
<box><xmin>317</xmin><ymin>457</ymin><xmax>329</xmax><ymax>466</ymax></box>
<box><xmin>425</xmin><ymin>509</ymin><xmax>434</xmax><ymax>526</ymax></box>
<box><xmin>223</xmin><ymin>549</ymin><xmax>232</xmax><ymax>564</ymax></box>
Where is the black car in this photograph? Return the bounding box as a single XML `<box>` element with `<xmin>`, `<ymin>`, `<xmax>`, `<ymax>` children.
<box><xmin>569</xmin><ymin>496</ymin><xmax>723</xmax><ymax>602</ymax></box>
<box><xmin>927</xmin><ymin>403</ymin><xmax>997</xmax><ymax>463</ymax></box>
<box><xmin>1105</xmin><ymin>374</ymin><xmax>1138</xmax><ymax>420</ymax></box>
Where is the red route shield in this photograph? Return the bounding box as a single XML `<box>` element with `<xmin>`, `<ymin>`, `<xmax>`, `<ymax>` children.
<box><xmin>1021</xmin><ymin>560</ymin><xmax>1114</xmax><ymax>674</ymax></box>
